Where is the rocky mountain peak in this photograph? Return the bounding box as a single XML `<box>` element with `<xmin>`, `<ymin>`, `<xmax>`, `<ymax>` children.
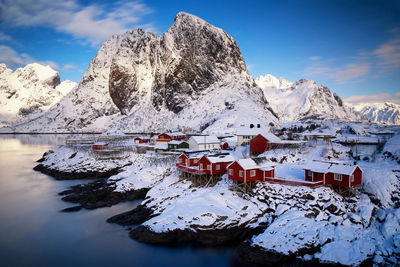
<box><xmin>6</xmin><ymin>12</ymin><xmax>277</xmax><ymax>133</ymax></box>
<box><xmin>108</xmin><ymin>11</ymin><xmax>255</xmax><ymax>115</ymax></box>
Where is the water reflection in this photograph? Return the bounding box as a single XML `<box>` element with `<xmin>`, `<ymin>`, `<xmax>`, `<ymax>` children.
<box><xmin>0</xmin><ymin>135</ymin><xmax>235</xmax><ymax>267</ymax></box>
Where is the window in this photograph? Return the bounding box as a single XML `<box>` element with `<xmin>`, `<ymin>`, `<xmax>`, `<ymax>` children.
<box><xmin>200</xmin><ymin>163</ymin><xmax>203</xmax><ymax>169</ymax></box>
<box><xmin>207</xmin><ymin>165</ymin><xmax>211</xmax><ymax>170</ymax></box>
<box><xmin>216</xmin><ymin>164</ymin><xmax>220</xmax><ymax>170</ymax></box>
<box><xmin>250</xmin><ymin>170</ymin><xmax>256</xmax><ymax>177</ymax></box>
<box><xmin>350</xmin><ymin>175</ymin><xmax>354</xmax><ymax>183</ymax></box>
<box><xmin>229</xmin><ymin>169</ymin><xmax>233</xmax><ymax>175</ymax></box>
<box><xmin>179</xmin><ymin>158</ymin><xmax>182</xmax><ymax>163</ymax></box>
<box><xmin>308</xmin><ymin>170</ymin><xmax>312</xmax><ymax>176</ymax></box>
<box><xmin>334</xmin><ymin>173</ymin><xmax>342</xmax><ymax>181</ymax></box>
<box><xmin>239</xmin><ymin>170</ymin><xmax>244</xmax><ymax>177</ymax></box>
<box><xmin>194</xmin><ymin>159</ymin><xmax>198</xmax><ymax>164</ymax></box>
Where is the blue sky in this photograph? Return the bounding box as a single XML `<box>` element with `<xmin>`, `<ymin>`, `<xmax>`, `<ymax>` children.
<box><xmin>0</xmin><ymin>0</ymin><xmax>399</xmax><ymax>103</ymax></box>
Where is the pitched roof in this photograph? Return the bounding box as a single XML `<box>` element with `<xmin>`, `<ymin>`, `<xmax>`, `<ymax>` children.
<box><xmin>206</xmin><ymin>154</ymin><xmax>235</xmax><ymax>163</ymax></box>
<box><xmin>259</xmin><ymin>133</ymin><xmax>281</xmax><ymax>143</ymax></box>
<box><xmin>169</xmin><ymin>140</ymin><xmax>183</xmax><ymax>145</ymax></box>
<box><xmin>304</xmin><ymin>161</ymin><xmax>362</xmax><ymax>175</ymax></box>
<box><xmin>190</xmin><ymin>135</ymin><xmax>220</xmax><ymax>144</ymax></box>
<box><xmin>236</xmin><ymin>126</ymin><xmax>269</xmax><ymax>136</ymax></box>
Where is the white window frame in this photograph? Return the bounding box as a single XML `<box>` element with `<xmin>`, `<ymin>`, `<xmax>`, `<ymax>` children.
<box><xmin>200</xmin><ymin>163</ymin><xmax>203</xmax><ymax>169</ymax></box>
<box><xmin>229</xmin><ymin>169</ymin><xmax>233</xmax><ymax>175</ymax></box>
<box><xmin>239</xmin><ymin>170</ymin><xmax>244</xmax><ymax>177</ymax></box>
<box><xmin>308</xmin><ymin>170</ymin><xmax>312</xmax><ymax>176</ymax></box>
<box><xmin>215</xmin><ymin>164</ymin><xmax>220</xmax><ymax>170</ymax></box>
<box><xmin>194</xmin><ymin>159</ymin><xmax>198</xmax><ymax>164</ymax></box>
<box><xmin>250</xmin><ymin>170</ymin><xmax>256</xmax><ymax>177</ymax></box>
<box><xmin>334</xmin><ymin>173</ymin><xmax>342</xmax><ymax>181</ymax></box>
<box><xmin>207</xmin><ymin>165</ymin><xmax>211</xmax><ymax>171</ymax></box>
<box><xmin>350</xmin><ymin>175</ymin><xmax>354</xmax><ymax>183</ymax></box>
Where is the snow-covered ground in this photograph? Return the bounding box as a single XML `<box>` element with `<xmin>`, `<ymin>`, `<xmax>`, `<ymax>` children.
<box><xmin>39</xmin><ymin>128</ymin><xmax>400</xmax><ymax>266</ymax></box>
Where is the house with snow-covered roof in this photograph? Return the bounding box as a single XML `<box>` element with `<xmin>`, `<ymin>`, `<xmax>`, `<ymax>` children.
<box><xmin>168</xmin><ymin>140</ymin><xmax>189</xmax><ymax>150</ymax></box>
<box><xmin>134</xmin><ymin>136</ymin><xmax>151</xmax><ymax>144</ymax></box>
<box><xmin>156</xmin><ymin>132</ymin><xmax>186</xmax><ymax>142</ymax></box>
<box><xmin>236</xmin><ymin>124</ymin><xmax>270</xmax><ymax>146</ymax></box>
<box><xmin>249</xmin><ymin>133</ymin><xmax>282</xmax><ymax>155</ymax></box>
<box><xmin>188</xmin><ymin>136</ymin><xmax>220</xmax><ymax>151</ymax></box>
<box><xmin>303</xmin><ymin>161</ymin><xmax>362</xmax><ymax>188</ymax></box>
<box><xmin>198</xmin><ymin>154</ymin><xmax>235</xmax><ymax>175</ymax></box>
<box><xmin>227</xmin><ymin>157</ymin><xmax>275</xmax><ymax>183</ymax></box>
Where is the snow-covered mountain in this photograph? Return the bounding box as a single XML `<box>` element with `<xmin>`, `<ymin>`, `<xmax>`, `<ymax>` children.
<box><xmin>255</xmin><ymin>74</ymin><xmax>293</xmax><ymax>90</ymax></box>
<box><xmin>5</xmin><ymin>12</ymin><xmax>277</xmax><ymax>133</ymax></box>
<box><xmin>0</xmin><ymin>63</ymin><xmax>77</xmax><ymax>127</ymax></box>
<box><xmin>349</xmin><ymin>102</ymin><xmax>400</xmax><ymax>125</ymax></box>
<box><xmin>256</xmin><ymin>74</ymin><xmax>364</xmax><ymax>122</ymax></box>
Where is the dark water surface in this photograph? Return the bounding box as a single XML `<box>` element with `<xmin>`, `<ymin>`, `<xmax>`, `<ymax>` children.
<box><xmin>0</xmin><ymin>135</ymin><xmax>234</xmax><ymax>267</ymax></box>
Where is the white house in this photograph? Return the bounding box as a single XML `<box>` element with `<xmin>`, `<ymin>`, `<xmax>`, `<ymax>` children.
<box><xmin>236</xmin><ymin>124</ymin><xmax>270</xmax><ymax>146</ymax></box>
<box><xmin>188</xmin><ymin>136</ymin><xmax>220</xmax><ymax>151</ymax></box>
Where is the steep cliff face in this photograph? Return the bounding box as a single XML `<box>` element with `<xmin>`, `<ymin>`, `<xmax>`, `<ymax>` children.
<box><xmin>108</xmin><ymin>12</ymin><xmax>256</xmax><ymax>115</ymax></box>
<box><xmin>6</xmin><ymin>12</ymin><xmax>277</xmax><ymax>133</ymax></box>
<box><xmin>256</xmin><ymin>74</ymin><xmax>365</xmax><ymax>122</ymax></box>
<box><xmin>0</xmin><ymin>63</ymin><xmax>76</xmax><ymax>127</ymax></box>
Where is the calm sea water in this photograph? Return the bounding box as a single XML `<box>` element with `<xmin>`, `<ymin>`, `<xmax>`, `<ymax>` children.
<box><xmin>0</xmin><ymin>135</ymin><xmax>235</xmax><ymax>267</ymax></box>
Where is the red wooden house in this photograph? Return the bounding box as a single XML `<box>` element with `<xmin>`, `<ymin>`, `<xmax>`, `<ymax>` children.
<box><xmin>134</xmin><ymin>136</ymin><xmax>151</xmax><ymax>144</ymax></box>
<box><xmin>92</xmin><ymin>142</ymin><xmax>108</xmax><ymax>150</ymax></box>
<box><xmin>220</xmin><ymin>142</ymin><xmax>229</xmax><ymax>150</ymax></box>
<box><xmin>157</xmin><ymin>132</ymin><xmax>186</xmax><ymax>142</ymax></box>
<box><xmin>250</xmin><ymin>133</ymin><xmax>282</xmax><ymax>155</ymax></box>
<box><xmin>304</xmin><ymin>162</ymin><xmax>362</xmax><ymax>188</ymax></box>
<box><xmin>177</xmin><ymin>151</ymin><xmax>210</xmax><ymax>167</ymax></box>
<box><xmin>227</xmin><ymin>158</ymin><xmax>275</xmax><ymax>183</ymax></box>
<box><xmin>198</xmin><ymin>154</ymin><xmax>234</xmax><ymax>175</ymax></box>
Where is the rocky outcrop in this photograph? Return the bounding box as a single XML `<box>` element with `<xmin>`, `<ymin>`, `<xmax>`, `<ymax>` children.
<box><xmin>129</xmin><ymin>224</ymin><xmax>265</xmax><ymax>246</ymax></box>
<box><xmin>107</xmin><ymin>204</ymin><xmax>155</xmax><ymax>225</ymax></box>
<box><xmin>59</xmin><ymin>180</ymin><xmax>149</xmax><ymax>211</ymax></box>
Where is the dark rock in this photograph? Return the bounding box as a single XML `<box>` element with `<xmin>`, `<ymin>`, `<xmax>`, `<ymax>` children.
<box><xmin>325</xmin><ymin>204</ymin><xmax>338</xmax><ymax>214</ymax></box>
<box><xmin>61</xmin><ymin>206</ymin><xmax>82</xmax><ymax>212</ymax></box>
<box><xmin>129</xmin><ymin>224</ymin><xmax>265</xmax><ymax>246</ymax></box>
<box><xmin>300</xmin><ymin>193</ymin><xmax>315</xmax><ymax>200</ymax></box>
<box><xmin>107</xmin><ymin>204</ymin><xmax>154</xmax><ymax>225</ymax></box>
<box><xmin>59</xmin><ymin>179</ymin><xmax>149</xmax><ymax>211</ymax></box>
<box><xmin>237</xmin><ymin>241</ymin><xmax>340</xmax><ymax>267</ymax></box>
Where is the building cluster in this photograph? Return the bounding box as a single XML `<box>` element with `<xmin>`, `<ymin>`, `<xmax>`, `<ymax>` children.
<box><xmin>66</xmin><ymin>124</ymin><xmax>366</xmax><ymax>189</ymax></box>
<box><xmin>176</xmin><ymin>151</ymin><xmax>362</xmax><ymax>189</ymax></box>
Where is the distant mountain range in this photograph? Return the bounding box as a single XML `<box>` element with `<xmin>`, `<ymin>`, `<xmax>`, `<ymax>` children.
<box><xmin>0</xmin><ymin>63</ymin><xmax>76</xmax><ymax>127</ymax></box>
<box><xmin>0</xmin><ymin>12</ymin><xmax>397</xmax><ymax>133</ymax></box>
<box><xmin>255</xmin><ymin>74</ymin><xmax>365</xmax><ymax>122</ymax></box>
<box><xmin>349</xmin><ymin>102</ymin><xmax>400</xmax><ymax>125</ymax></box>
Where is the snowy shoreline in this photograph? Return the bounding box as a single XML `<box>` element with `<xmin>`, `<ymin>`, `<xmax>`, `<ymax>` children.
<box><xmin>34</xmin><ymin>138</ymin><xmax>400</xmax><ymax>266</ymax></box>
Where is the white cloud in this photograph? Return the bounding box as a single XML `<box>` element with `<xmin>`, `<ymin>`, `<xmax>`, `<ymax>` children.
<box><xmin>372</xmin><ymin>28</ymin><xmax>400</xmax><ymax>74</ymax></box>
<box><xmin>308</xmin><ymin>56</ymin><xmax>320</xmax><ymax>61</ymax></box>
<box><xmin>329</xmin><ymin>63</ymin><xmax>370</xmax><ymax>83</ymax></box>
<box><xmin>0</xmin><ymin>45</ymin><xmax>58</xmax><ymax>70</ymax></box>
<box><xmin>0</xmin><ymin>32</ymin><xmax>12</xmax><ymax>42</ymax></box>
<box><xmin>344</xmin><ymin>92</ymin><xmax>400</xmax><ymax>105</ymax></box>
<box><xmin>61</xmin><ymin>64</ymin><xmax>77</xmax><ymax>71</ymax></box>
<box><xmin>0</xmin><ymin>0</ymin><xmax>153</xmax><ymax>46</ymax></box>
<box><xmin>304</xmin><ymin>62</ymin><xmax>370</xmax><ymax>83</ymax></box>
